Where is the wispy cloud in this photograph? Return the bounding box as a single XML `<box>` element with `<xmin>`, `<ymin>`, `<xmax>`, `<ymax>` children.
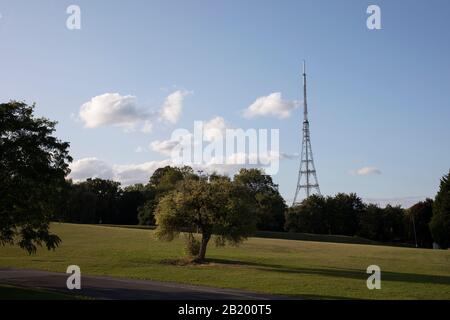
<box><xmin>280</xmin><ymin>152</ymin><xmax>300</xmax><ymax>160</ymax></box>
<box><xmin>150</xmin><ymin>116</ymin><xmax>231</xmax><ymax>157</ymax></box>
<box><xmin>350</xmin><ymin>166</ymin><xmax>382</xmax><ymax>176</ymax></box>
<box><xmin>159</xmin><ymin>90</ymin><xmax>191</xmax><ymax>124</ymax></box>
<box><xmin>150</xmin><ymin>139</ymin><xmax>182</xmax><ymax>156</ymax></box>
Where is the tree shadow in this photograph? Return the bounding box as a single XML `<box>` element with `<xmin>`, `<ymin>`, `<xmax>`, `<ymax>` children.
<box><xmin>207</xmin><ymin>258</ymin><xmax>450</xmax><ymax>286</ymax></box>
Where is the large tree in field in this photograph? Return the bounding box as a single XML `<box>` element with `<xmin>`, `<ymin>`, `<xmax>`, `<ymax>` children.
<box><xmin>149</xmin><ymin>166</ymin><xmax>196</xmax><ymax>195</ymax></box>
<box><xmin>430</xmin><ymin>170</ymin><xmax>450</xmax><ymax>248</ymax></box>
<box><xmin>138</xmin><ymin>166</ymin><xmax>196</xmax><ymax>226</ymax></box>
<box><xmin>154</xmin><ymin>176</ymin><xmax>257</xmax><ymax>261</ymax></box>
<box><xmin>0</xmin><ymin>101</ymin><xmax>72</xmax><ymax>253</ymax></box>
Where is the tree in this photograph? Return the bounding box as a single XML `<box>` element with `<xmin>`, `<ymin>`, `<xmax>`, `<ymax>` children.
<box><xmin>285</xmin><ymin>195</ymin><xmax>329</xmax><ymax>234</ymax></box>
<box><xmin>58</xmin><ymin>180</ymin><xmax>97</xmax><ymax>224</ymax></box>
<box><xmin>137</xmin><ymin>166</ymin><xmax>197</xmax><ymax>226</ymax></box>
<box><xmin>380</xmin><ymin>205</ymin><xmax>405</xmax><ymax>242</ymax></box>
<box><xmin>234</xmin><ymin>168</ymin><xmax>286</xmax><ymax>231</ymax></box>
<box><xmin>149</xmin><ymin>166</ymin><xmax>196</xmax><ymax>195</ymax></box>
<box><xmin>154</xmin><ymin>177</ymin><xmax>257</xmax><ymax>261</ymax></box>
<box><xmin>117</xmin><ymin>186</ymin><xmax>146</xmax><ymax>225</ymax></box>
<box><xmin>405</xmin><ymin>199</ymin><xmax>433</xmax><ymax>248</ymax></box>
<box><xmin>81</xmin><ymin>178</ymin><xmax>121</xmax><ymax>224</ymax></box>
<box><xmin>430</xmin><ymin>170</ymin><xmax>450</xmax><ymax>248</ymax></box>
<box><xmin>137</xmin><ymin>196</ymin><xmax>157</xmax><ymax>226</ymax></box>
<box><xmin>0</xmin><ymin>101</ymin><xmax>72</xmax><ymax>253</ymax></box>
<box><xmin>328</xmin><ymin>193</ymin><xmax>364</xmax><ymax>236</ymax></box>
<box><xmin>357</xmin><ymin>204</ymin><xmax>405</xmax><ymax>242</ymax></box>
<box><xmin>357</xmin><ymin>204</ymin><xmax>383</xmax><ymax>240</ymax></box>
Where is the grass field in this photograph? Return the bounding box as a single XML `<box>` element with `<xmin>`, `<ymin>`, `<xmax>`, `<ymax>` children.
<box><xmin>0</xmin><ymin>223</ymin><xmax>449</xmax><ymax>299</ymax></box>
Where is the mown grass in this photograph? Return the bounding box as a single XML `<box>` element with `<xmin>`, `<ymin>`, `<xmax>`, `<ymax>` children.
<box><xmin>0</xmin><ymin>223</ymin><xmax>449</xmax><ymax>299</ymax></box>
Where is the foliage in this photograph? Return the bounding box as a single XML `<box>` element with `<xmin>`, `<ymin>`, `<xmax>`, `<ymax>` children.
<box><xmin>184</xmin><ymin>233</ymin><xmax>201</xmax><ymax>257</ymax></box>
<box><xmin>327</xmin><ymin>193</ymin><xmax>364</xmax><ymax>236</ymax></box>
<box><xmin>286</xmin><ymin>193</ymin><xmax>364</xmax><ymax>236</ymax></box>
<box><xmin>430</xmin><ymin>170</ymin><xmax>450</xmax><ymax>248</ymax></box>
<box><xmin>155</xmin><ymin>177</ymin><xmax>257</xmax><ymax>261</ymax></box>
<box><xmin>234</xmin><ymin>168</ymin><xmax>286</xmax><ymax>231</ymax></box>
<box><xmin>137</xmin><ymin>196</ymin><xmax>157</xmax><ymax>226</ymax></box>
<box><xmin>357</xmin><ymin>204</ymin><xmax>383</xmax><ymax>240</ymax></box>
<box><xmin>379</xmin><ymin>205</ymin><xmax>405</xmax><ymax>241</ymax></box>
<box><xmin>0</xmin><ymin>101</ymin><xmax>71</xmax><ymax>253</ymax></box>
<box><xmin>149</xmin><ymin>166</ymin><xmax>196</xmax><ymax>194</ymax></box>
<box><xmin>285</xmin><ymin>195</ymin><xmax>329</xmax><ymax>234</ymax></box>
<box><xmin>405</xmin><ymin>199</ymin><xmax>433</xmax><ymax>248</ymax></box>
<box><xmin>136</xmin><ymin>166</ymin><xmax>197</xmax><ymax>226</ymax></box>
<box><xmin>286</xmin><ymin>193</ymin><xmax>407</xmax><ymax>242</ymax></box>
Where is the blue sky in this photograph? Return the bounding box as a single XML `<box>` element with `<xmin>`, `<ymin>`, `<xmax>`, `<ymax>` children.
<box><xmin>1</xmin><ymin>0</ymin><xmax>449</xmax><ymax>206</ymax></box>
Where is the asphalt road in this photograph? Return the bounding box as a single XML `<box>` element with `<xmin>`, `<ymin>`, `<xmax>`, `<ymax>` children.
<box><xmin>0</xmin><ymin>268</ymin><xmax>288</xmax><ymax>300</ymax></box>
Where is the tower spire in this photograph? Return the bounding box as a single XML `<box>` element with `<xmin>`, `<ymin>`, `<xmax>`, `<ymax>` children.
<box><xmin>293</xmin><ymin>61</ymin><xmax>321</xmax><ymax>205</ymax></box>
<box><xmin>303</xmin><ymin>60</ymin><xmax>308</xmax><ymax>122</ymax></box>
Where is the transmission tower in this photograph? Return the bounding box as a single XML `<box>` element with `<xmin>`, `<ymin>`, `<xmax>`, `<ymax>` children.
<box><xmin>293</xmin><ymin>61</ymin><xmax>321</xmax><ymax>205</ymax></box>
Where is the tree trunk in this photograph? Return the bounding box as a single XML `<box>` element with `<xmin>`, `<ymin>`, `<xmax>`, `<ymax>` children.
<box><xmin>197</xmin><ymin>233</ymin><xmax>211</xmax><ymax>262</ymax></box>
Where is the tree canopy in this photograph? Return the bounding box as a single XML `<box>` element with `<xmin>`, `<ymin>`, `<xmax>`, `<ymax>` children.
<box><xmin>234</xmin><ymin>168</ymin><xmax>286</xmax><ymax>231</ymax></box>
<box><xmin>0</xmin><ymin>101</ymin><xmax>72</xmax><ymax>253</ymax></box>
<box><xmin>430</xmin><ymin>170</ymin><xmax>450</xmax><ymax>248</ymax></box>
<box><xmin>406</xmin><ymin>198</ymin><xmax>433</xmax><ymax>248</ymax></box>
<box><xmin>155</xmin><ymin>175</ymin><xmax>257</xmax><ymax>261</ymax></box>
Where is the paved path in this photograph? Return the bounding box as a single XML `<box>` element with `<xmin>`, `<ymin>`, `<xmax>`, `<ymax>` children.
<box><xmin>0</xmin><ymin>268</ymin><xmax>289</xmax><ymax>300</ymax></box>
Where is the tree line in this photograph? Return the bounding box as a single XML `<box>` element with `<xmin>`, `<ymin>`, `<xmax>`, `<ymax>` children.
<box><xmin>57</xmin><ymin>166</ymin><xmax>286</xmax><ymax>232</ymax></box>
<box><xmin>287</xmin><ymin>173</ymin><xmax>450</xmax><ymax>249</ymax></box>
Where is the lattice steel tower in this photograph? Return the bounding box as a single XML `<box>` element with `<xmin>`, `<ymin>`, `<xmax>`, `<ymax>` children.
<box><xmin>293</xmin><ymin>61</ymin><xmax>321</xmax><ymax>205</ymax></box>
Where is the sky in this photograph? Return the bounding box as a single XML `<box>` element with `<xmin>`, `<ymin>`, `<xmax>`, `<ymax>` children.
<box><xmin>1</xmin><ymin>0</ymin><xmax>449</xmax><ymax>207</ymax></box>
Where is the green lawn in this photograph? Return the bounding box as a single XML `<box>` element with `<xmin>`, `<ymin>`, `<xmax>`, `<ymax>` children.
<box><xmin>0</xmin><ymin>223</ymin><xmax>449</xmax><ymax>299</ymax></box>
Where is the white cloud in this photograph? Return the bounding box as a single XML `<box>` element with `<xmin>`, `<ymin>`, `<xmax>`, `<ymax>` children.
<box><xmin>350</xmin><ymin>166</ymin><xmax>382</xmax><ymax>176</ymax></box>
<box><xmin>243</xmin><ymin>92</ymin><xmax>297</xmax><ymax>119</ymax></box>
<box><xmin>69</xmin><ymin>151</ymin><xmax>282</xmax><ymax>187</ymax></box>
<box><xmin>203</xmin><ymin>116</ymin><xmax>232</xmax><ymax>141</ymax></box>
<box><xmin>159</xmin><ymin>90</ymin><xmax>191</xmax><ymax>124</ymax></box>
<box><xmin>78</xmin><ymin>90</ymin><xmax>191</xmax><ymax>132</ymax></box>
<box><xmin>79</xmin><ymin>93</ymin><xmax>149</xmax><ymax>130</ymax></box>
<box><xmin>112</xmin><ymin>160</ymin><xmax>172</xmax><ymax>186</ymax></box>
<box><xmin>69</xmin><ymin>157</ymin><xmax>172</xmax><ymax>186</ymax></box>
<box><xmin>150</xmin><ymin>116</ymin><xmax>231</xmax><ymax>157</ymax></box>
<box><xmin>150</xmin><ymin>139</ymin><xmax>182</xmax><ymax>156</ymax></box>
<box><xmin>68</xmin><ymin>158</ymin><xmax>114</xmax><ymax>181</ymax></box>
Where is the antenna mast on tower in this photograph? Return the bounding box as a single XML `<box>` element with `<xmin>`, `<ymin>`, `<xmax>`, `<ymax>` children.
<box><xmin>293</xmin><ymin>61</ymin><xmax>321</xmax><ymax>205</ymax></box>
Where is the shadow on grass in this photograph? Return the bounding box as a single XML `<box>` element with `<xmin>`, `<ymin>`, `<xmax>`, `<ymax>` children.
<box><xmin>207</xmin><ymin>258</ymin><xmax>450</xmax><ymax>286</ymax></box>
